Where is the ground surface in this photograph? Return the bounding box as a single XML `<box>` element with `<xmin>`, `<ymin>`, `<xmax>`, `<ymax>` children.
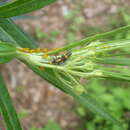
<box><xmin>0</xmin><ymin>0</ymin><xmax>130</xmax><ymax>130</ymax></box>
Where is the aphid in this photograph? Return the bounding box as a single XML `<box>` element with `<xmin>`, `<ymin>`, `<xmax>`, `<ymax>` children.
<box><xmin>51</xmin><ymin>51</ymin><xmax>72</xmax><ymax>65</ymax></box>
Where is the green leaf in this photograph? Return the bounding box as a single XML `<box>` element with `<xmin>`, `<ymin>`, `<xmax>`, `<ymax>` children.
<box><xmin>76</xmin><ymin>107</ymin><xmax>86</xmax><ymax>117</ymax></box>
<box><xmin>0</xmin><ymin>0</ymin><xmax>56</xmax><ymax>18</ymax></box>
<box><xmin>86</xmin><ymin>122</ymin><xmax>96</xmax><ymax>130</ymax></box>
<box><xmin>103</xmin><ymin>70</ymin><xmax>130</xmax><ymax>82</ymax></box>
<box><xmin>0</xmin><ymin>18</ymin><xmax>37</xmax><ymax>48</ymax></box>
<box><xmin>0</xmin><ymin>74</ymin><xmax>22</xmax><ymax>130</ymax></box>
<box><xmin>95</xmin><ymin>57</ymin><xmax>130</xmax><ymax>66</ymax></box>
<box><xmin>75</xmin><ymin>93</ymin><xmax>122</xmax><ymax>127</ymax></box>
<box><xmin>0</xmin><ymin>41</ymin><xmax>16</xmax><ymax>52</ymax></box>
<box><xmin>48</xmin><ymin>25</ymin><xmax>130</xmax><ymax>54</ymax></box>
<box><xmin>43</xmin><ymin>120</ymin><xmax>61</xmax><ymax>130</ymax></box>
<box><xmin>0</xmin><ymin>57</ymin><xmax>14</xmax><ymax>64</ymax></box>
<box><xmin>0</xmin><ymin>41</ymin><xmax>16</xmax><ymax>63</ymax></box>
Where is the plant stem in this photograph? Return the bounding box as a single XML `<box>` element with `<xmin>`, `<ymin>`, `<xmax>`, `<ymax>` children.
<box><xmin>47</xmin><ymin>25</ymin><xmax>130</xmax><ymax>55</ymax></box>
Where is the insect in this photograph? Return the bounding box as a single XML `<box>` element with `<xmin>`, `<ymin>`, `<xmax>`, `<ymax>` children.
<box><xmin>51</xmin><ymin>51</ymin><xmax>72</xmax><ymax>65</ymax></box>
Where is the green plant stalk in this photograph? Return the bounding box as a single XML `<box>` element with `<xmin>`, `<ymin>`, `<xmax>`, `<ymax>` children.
<box><xmin>47</xmin><ymin>25</ymin><xmax>130</xmax><ymax>55</ymax></box>
<box><xmin>95</xmin><ymin>57</ymin><xmax>130</xmax><ymax>66</ymax></box>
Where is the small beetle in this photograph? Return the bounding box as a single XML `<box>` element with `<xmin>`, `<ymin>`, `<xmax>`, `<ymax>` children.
<box><xmin>52</xmin><ymin>52</ymin><xmax>72</xmax><ymax>65</ymax></box>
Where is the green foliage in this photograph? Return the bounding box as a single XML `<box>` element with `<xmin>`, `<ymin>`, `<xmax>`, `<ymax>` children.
<box><xmin>0</xmin><ymin>0</ymin><xmax>57</xmax><ymax>18</ymax></box>
<box><xmin>0</xmin><ymin>74</ymin><xmax>22</xmax><ymax>130</ymax></box>
<box><xmin>35</xmin><ymin>27</ymin><xmax>60</xmax><ymax>43</ymax></box>
<box><xmin>47</xmin><ymin>25</ymin><xmax>130</xmax><ymax>55</ymax></box>
<box><xmin>30</xmin><ymin>120</ymin><xmax>61</xmax><ymax>130</ymax></box>
<box><xmin>64</xmin><ymin>10</ymin><xmax>85</xmax><ymax>43</ymax></box>
<box><xmin>0</xmin><ymin>41</ymin><xmax>16</xmax><ymax>55</ymax></box>
<box><xmin>18</xmin><ymin>110</ymin><xmax>29</xmax><ymax>120</ymax></box>
<box><xmin>43</xmin><ymin>120</ymin><xmax>61</xmax><ymax>130</ymax></box>
<box><xmin>106</xmin><ymin>7</ymin><xmax>130</xmax><ymax>41</ymax></box>
<box><xmin>66</xmin><ymin>32</ymin><xmax>76</xmax><ymax>43</ymax></box>
<box><xmin>76</xmin><ymin>79</ymin><xmax>130</xmax><ymax>130</ymax></box>
<box><xmin>0</xmin><ymin>18</ymin><xmax>37</xmax><ymax>48</ymax></box>
<box><xmin>0</xmin><ymin>41</ymin><xmax>17</xmax><ymax>63</ymax></box>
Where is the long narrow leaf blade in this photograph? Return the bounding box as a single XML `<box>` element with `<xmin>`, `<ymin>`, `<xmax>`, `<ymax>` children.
<box><xmin>0</xmin><ymin>0</ymin><xmax>56</xmax><ymax>18</ymax></box>
<box><xmin>75</xmin><ymin>93</ymin><xmax>122</xmax><ymax>127</ymax></box>
<box><xmin>48</xmin><ymin>25</ymin><xmax>130</xmax><ymax>54</ymax></box>
<box><xmin>95</xmin><ymin>57</ymin><xmax>130</xmax><ymax>66</ymax></box>
<box><xmin>0</xmin><ymin>74</ymin><xmax>22</xmax><ymax>130</ymax></box>
<box><xmin>0</xmin><ymin>18</ymin><xmax>37</xmax><ymax>48</ymax></box>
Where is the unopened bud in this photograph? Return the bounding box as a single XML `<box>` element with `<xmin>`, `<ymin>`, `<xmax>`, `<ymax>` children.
<box><xmin>74</xmin><ymin>85</ymin><xmax>86</xmax><ymax>95</ymax></box>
